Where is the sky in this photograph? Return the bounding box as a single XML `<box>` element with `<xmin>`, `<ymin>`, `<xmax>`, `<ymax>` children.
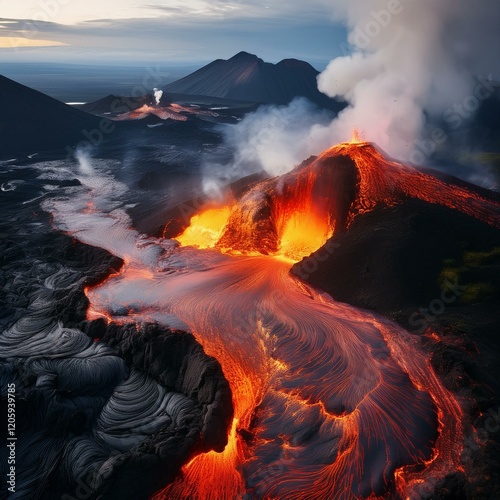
<box><xmin>0</xmin><ymin>0</ymin><xmax>347</xmax><ymax>67</ymax></box>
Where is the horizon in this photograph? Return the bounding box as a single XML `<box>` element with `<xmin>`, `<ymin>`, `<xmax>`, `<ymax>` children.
<box><xmin>0</xmin><ymin>47</ymin><xmax>335</xmax><ymax>71</ymax></box>
<box><xmin>0</xmin><ymin>50</ymin><xmax>331</xmax><ymax>71</ymax></box>
<box><xmin>0</xmin><ymin>50</ymin><xmax>331</xmax><ymax>103</ymax></box>
<box><xmin>1</xmin><ymin>1</ymin><xmax>499</xmax><ymax>173</ymax></box>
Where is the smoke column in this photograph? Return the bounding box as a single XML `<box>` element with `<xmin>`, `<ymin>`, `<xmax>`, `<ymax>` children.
<box><xmin>153</xmin><ymin>88</ymin><xmax>163</xmax><ymax>105</ymax></box>
<box><xmin>218</xmin><ymin>0</ymin><xmax>500</xmax><ymax>183</ymax></box>
<box><xmin>317</xmin><ymin>0</ymin><xmax>500</xmax><ymax>161</ymax></box>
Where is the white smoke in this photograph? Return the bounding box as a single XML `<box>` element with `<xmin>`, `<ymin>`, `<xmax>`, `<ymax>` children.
<box><xmin>217</xmin><ymin>0</ymin><xmax>499</xmax><ymax>179</ymax></box>
<box><xmin>317</xmin><ymin>0</ymin><xmax>500</xmax><ymax>161</ymax></box>
<box><xmin>218</xmin><ymin>98</ymin><xmax>333</xmax><ymax>178</ymax></box>
<box><xmin>153</xmin><ymin>88</ymin><xmax>163</xmax><ymax>106</ymax></box>
<box><xmin>46</xmin><ymin>150</ymin><xmax>162</xmax><ymax>267</ymax></box>
<box><xmin>75</xmin><ymin>147</ymin><xmax>95</xmax><ymax>176</ymax></box>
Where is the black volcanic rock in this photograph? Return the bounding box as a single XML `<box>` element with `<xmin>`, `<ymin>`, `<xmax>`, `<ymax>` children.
<box><xmin>77</xmin><ymin>322</ymin><xmax>234</xmax><ymax>500</ymax></box>
<box><xmin>76</xmin><ymin>93</ymin><xmax>150</xmax><ymax>116</ymax></box>
<box><xmin>0</xmin><ymin>75</ymin><xmax>108</xmax><ymax>157</ymax></box>
<box><xmin>101</xmin><ymin>322</ymin><xmax>233</xmax><ymax>454</ymax></box>
<box><xmin>164</xmin><ymin>51</ymin><xmax>344</xmax><ymax>110</ymax></box>
<box><xmin>292</xmin><ymin>198</ymin><xmax>500</xmax><ymax>312</ymax></box>
<box><xmin>0</xmin><ymin>185</ymin><xmax>233</xmax><ymax>500</ymax></box>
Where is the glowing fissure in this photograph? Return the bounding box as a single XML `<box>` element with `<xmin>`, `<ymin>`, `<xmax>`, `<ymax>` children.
<box><xmin>48</xmin><ymin>142</ymin><xmax>483</xmax><ymax>499</ymax></box>
<box><xmin>175</xmin><ymin>197</ymin><xmax>333</xmax><ymax>262</ymax></box>
<box><xmin>277</xmin><ymin>207</ymin><xmax>332</xmax><ymax>262</ymax></box>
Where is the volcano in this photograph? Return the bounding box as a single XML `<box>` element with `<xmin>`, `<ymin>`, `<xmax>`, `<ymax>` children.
<box><xmin>47</xmin><ymin>140</ymin><xmax>496</xmax><ymax>499</ymax></box>
<box><xmin>3</xmin><ymin>135</ymin><xmax>500</xmax><ymax>499</ymax></box>
<box><xmin>171</xmin><ymin>141</ymin><xmax>500</xmax><ymax>261</ymax></box>
<box><xmin>163</xmin><ymin>51</ymin><xmax>344</xmax><ymax>110</ymax></box>
<box><xmin>0</xmin><ymin>75</ymin><xmax>105</xmax><ymax>157</ymax></box>
<box><xmin>76</xmin><ymin>94</ymin><xmax>214</xmax><ymax>122</ymax></box>
<box><xmin>76</xmin><ymin>93</ymin><xmax>148</xmax><ymax>116</ymax></box>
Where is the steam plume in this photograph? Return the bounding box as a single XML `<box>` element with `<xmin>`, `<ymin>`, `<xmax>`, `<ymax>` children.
<box><xmin>153</xmin><ymin>88</ymin><xmax>163</xmax><ymax>106</ymax></box>
<box><xmin>317</xmin><ymin>0</ymin><xmax>500</xmax><ymax>161</ymax></box>
<box><xmin>218</xmin><ymin>0</ymin><xmax>499</xmax><ymax>182</ymax></box>
<box><xmin>221</xmin><ymin>98</ymin><xmax>333</xmax><ymax>177</ymax></box>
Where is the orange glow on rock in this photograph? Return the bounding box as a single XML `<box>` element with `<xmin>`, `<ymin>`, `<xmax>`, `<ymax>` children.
<box><xmin>155</xmin><ymin>418</ymin><xmax>245</xmax><ymax>500</ymax></box>
<box><xmin>175</xmin><ymin>200</ymin><xmax>332</xmax><ymax>262</ymax></box>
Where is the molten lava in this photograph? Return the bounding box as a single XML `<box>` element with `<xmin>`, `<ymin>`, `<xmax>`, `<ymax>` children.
<box><xmin>278</xmin><ymin>208</ymin><xmax>332</xmax><ymax>262</ymax></box>
<box><xmin>159</xmin><ymin>418</ymin><xmax>246</xmax><ymax>499</ymax></box>
<box><xmin>115</xmin><ymin>104</ymin><xmax>189</xmax><ymax>121</ymax></box>
<box><xmin>175</xmin><ymin>197</ymin><xmax>333</xmax><ymax>262</ymax></box>
<box><xmin>114</xmin><ymin>102</ymin><xmax>218</xmax><ymax>122</ymax></box>
<box><xmin>350</xmin><ymin>127</ymin><xmax>364</xmax><ymax>143</ymax></box>
<box><xmin>85</xmin><ymin>255</ymin><xmax>464</xmax><ymax>500</ymax></box>
<box><xmin>56</xmin><ymin>141</ymin><xmax>500</xmax><ymax>499</ymax></box>
<box><xmin>176</xmin><ymin>206</ymin><xmax>233</xmax><ymax>249</ymax></box>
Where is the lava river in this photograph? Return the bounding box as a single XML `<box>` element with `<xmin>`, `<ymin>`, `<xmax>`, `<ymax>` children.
<box><xmin>83</xmin><ymin>251</ymin><xmax>463</xmax><ymax>500</ymax></box>
<box><xmin>45</xmin><ymin>150</ymin><xmax>466</xmax><ymax>500</ymax></box>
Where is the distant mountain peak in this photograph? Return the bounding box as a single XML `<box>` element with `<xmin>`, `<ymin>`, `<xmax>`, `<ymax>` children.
<box><xmin>164</xmin><ymin>53</ymin><xmax>344</xmax><ymax>110</ymax></box>
<box><xmin>228</xmin><ymin>51</ymin><xmax>261</xmax><ymax>63</ymax></box>
<box><xmin>277</xmin><ymin>58</ymin><xmax>315</xmax><ymax>70</ymax></box>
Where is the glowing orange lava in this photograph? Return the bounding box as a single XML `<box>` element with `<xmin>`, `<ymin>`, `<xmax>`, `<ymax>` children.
<box><xmin>318</xmin><ymin>141</ymin><xmax>500</xmax><ymax>228</ymax></box>
<box><xmin>176</xmin><ymin>206</ymin><xmax>233</xmax><ymax>249</ymax></box>
<box><xmin>175</xmin><ymin>200</ymin><xmax>333</xmax><ymax>262</ymax></box>
<box><xmin>278</xmin><ymin>209</ymin><xmax>332</xmax><ymax>262</ymax></box>
<box><xmin>350</xmin><ymin>127</ymin><xmax>364</xmax><ymax>143</ymax></box>
<box><xmin>86</xmin><ymin>256</ymin><xmax>465</xmax><ymax>500</ymax></box>
<box><xmin>156</xmin><ymin>418</ymin><xmax>245</xmax><ymax>500</ymax></box>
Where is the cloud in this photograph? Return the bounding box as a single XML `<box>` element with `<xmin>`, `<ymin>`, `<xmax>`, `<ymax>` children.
<box><xmin>145</xmin><ymin>1</ymin><xmax>246</xmax><ymax>19</ymax></box>
<box><xmin>0</xmin><ymin>37</ymin><xmax>67</xmax><ymax>48</ymax></box>
<box><xmin>145</xmin><ymin>0</ymin><xmax>331</xmax><ymax>21</ymax></box>
<box><xmin>0</xmin><ymin>0</ymin><xmax>333</xmax><ymax>25</ymax></box>
<box><xmin>0</xmin><ymin>14</ymin><xmax>345</xmax><ymax>65</ymax></box>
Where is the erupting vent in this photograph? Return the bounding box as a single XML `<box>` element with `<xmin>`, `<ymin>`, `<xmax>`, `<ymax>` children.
<box><xmin>277</xmin><ymin>208</ymin><xmax>332</xmax><ymax>261</ymax></box>
<box><xmin>175</xmin><ymin>141</ymin><xmax>500</xmax><ymax>263</ymax></box>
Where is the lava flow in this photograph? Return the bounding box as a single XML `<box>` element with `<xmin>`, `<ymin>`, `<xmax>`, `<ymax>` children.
<box><xmin>53</xmin><ymin>141</ymin><xmax>498</xmax><ymax>499</ymax></box>
<box><xmin>176</xmin><ymin>205</ymin><xmax>233</xmax><ymax>250</ymax></box>
<box><xmin>172</xmin><ymin>140</ymin><xmax>500</xmax><ymax>264</ymax></box>
<box><xmin>86</xmin><ymin>254</ymin><xmax>463</xmax><ymax>500</ymax></box>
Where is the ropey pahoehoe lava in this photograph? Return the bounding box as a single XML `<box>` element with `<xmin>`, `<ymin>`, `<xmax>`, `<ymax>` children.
<box><xmin>49</xmin><ymin>141</ymin><xmax>500</xmax><ymax>499</ymax></box>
